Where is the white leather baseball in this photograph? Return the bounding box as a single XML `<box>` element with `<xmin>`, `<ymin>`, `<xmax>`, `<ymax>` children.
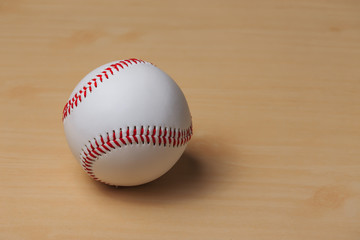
<box><xmin>62</xmin><ymin>58</ymin><xmax>192</xmax><ymax>186</ymax></box>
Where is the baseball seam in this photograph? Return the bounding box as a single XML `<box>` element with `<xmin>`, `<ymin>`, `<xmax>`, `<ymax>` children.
<box><xmin>62</xmin><ymin>58</ymin><xmax>149</xmax><ymax>121</ymax></box>
<box><xmin>80</xmin><ymin>124</ymin><xmax>193</xmax><ymax>185</ymax></box>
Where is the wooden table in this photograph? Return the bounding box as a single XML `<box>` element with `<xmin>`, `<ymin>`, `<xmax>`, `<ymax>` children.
<box><xmin>1</xmin><ymin>1</ymin><xmax>359</xmax><ymax>239</ymax></box>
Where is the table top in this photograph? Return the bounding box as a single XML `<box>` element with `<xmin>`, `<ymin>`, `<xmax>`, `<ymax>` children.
<box><xmin>1</xmin><ymin>1</ymin><xmax>360</xmax><ymax>239</ymax></box>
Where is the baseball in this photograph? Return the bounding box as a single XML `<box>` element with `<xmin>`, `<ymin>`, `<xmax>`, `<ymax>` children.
<box><xmin>62</xmin><ymin>58</ymin><xmax>192</xmax><ymax>186</ymax></box>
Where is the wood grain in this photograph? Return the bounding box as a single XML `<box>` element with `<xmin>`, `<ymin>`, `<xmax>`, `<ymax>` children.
<box><xmin>1</xmin><ymin>0</ymin><xmax>360</xmax><ymax>239</ymax></box>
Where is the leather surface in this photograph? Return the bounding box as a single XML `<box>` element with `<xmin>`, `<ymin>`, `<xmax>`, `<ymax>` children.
<box><xmin>63</xmin><ymin>60</ymin><xmax>192</xmax><ymax>185</ymax></box>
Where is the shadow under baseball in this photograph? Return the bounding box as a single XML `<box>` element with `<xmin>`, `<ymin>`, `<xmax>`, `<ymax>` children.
<box><xmin>91</xmin><ymin>150</ymin><xmax>209</xmax><ymax>204</ymax></box>
<box><xmin>90</xmin><ymin>134</ymin><xmax>235</xmax><ymax>204</ymax></box>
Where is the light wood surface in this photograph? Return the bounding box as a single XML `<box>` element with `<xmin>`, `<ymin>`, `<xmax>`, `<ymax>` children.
<box><xmin>1</xmin><ymin>0</ymin><xmax>360</xmax><ymax>239</ymax></box>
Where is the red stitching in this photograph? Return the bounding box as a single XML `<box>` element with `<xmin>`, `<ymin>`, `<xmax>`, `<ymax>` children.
<box><xmin>80</xmin><ymin>124</ymin><xmax>193</xmax><ymax>184</ymax></box>
<box><xmin>158</xmin><ymin>127</ymin><xmax>162</xmax><ymax>146</ymax></box>
<box><xmin>106</xmin><ymin>133</ymin><xmax>115</xmax><ymax>149</ymax></box>
<box><xmin>119</xmin><ymin>128</ymin><xmax>127</xmax><ymax>145</ymax></box>
<box><xmin>163</xmin><ymin>128</ymin><xmax>167</xmax><ymax>146</ymax></box>
<box><xmin>146</xmin><ymin>127</ymin><xmax>150</xmax><ymax>144</ymax></box>
<box><xmin>151</xmin><ymin>127</ymin><xmax>156</xmax><ymax>145</ymax></box>
<box><xmin>133</xmin><ymin>127</ymin><xmax>139</xmax><ymax>144</ymax></box>
<box><xmin>120</xmin><ymin>60</ymin><xmax>128</xmax><ymax>67</ymax></box>
<box><xmin>140</xmin><ymin>126</ymin><xmax>145</xmax><ymax>144</ymax></box>
<box><xmin>126</xmin><ymin>127</ymin><xmax>132</xmax><ymax>144</ymax></box>
<box><xmin>62</xmin><ymin>58</ymin><xmax>148</xmax><ymax>121</ymax></box>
